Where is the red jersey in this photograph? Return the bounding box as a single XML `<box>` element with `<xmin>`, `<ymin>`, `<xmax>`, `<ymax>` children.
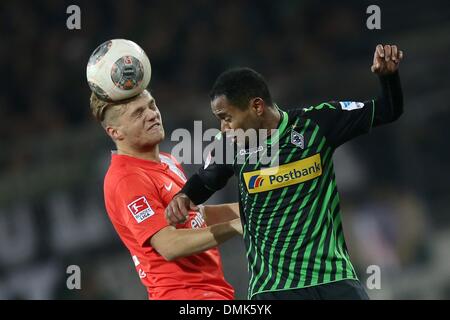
<box><xmin>103</xmin><ymin>152</ymin><xmax>234</xmax><ymax>300</ymax></box>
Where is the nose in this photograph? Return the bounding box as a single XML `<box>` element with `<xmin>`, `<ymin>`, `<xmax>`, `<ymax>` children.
<box><xmin>144</xmin><ymin>107</ymin><xmax>158</xmax><ymax>122</ymax></box>
<box><xmin>221</xmin><ymin>120</ymin><xmax>230</xmax><ymax>132</ymax></box>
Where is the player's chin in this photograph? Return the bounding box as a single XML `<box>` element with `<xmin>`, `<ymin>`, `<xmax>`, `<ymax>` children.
<box><xmin>145</xmin><ymin>129</ymin><xmax>165</xmax><ymax>145</ymax></box>
<box><xmin>148</xmin><ymin>124</ymin><xmax>164</xmax><ymax>136</ymax></box>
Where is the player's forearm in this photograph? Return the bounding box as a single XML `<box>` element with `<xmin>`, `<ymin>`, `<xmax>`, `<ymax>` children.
<box><xmin>180</xmin><ymin>159</ymin><xmax>234</xmax><ymax>205</ymax></box>
<box><xmin>179</xmin><ymin>173</ymin><xmax>216</xmax><ymax>205</ymax></box>
<box><xmin>373</xmin><ymin>71</ymin><xmax>403</xmax><ymax>126</ymax></box>
<box><xmin>203</xmin><ymin>203</ymin><xmax>240</xmax><ymax>225</ymax></box>
<box><xmin>163</xmin><ymin>219</ymin><xmax>241</xmax><ymax>261</ymax></box>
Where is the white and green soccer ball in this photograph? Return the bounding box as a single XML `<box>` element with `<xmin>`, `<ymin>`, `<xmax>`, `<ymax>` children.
<box><xmin>86</xmin><ymin>39</ymin><xmax>151</xmax><ymax>101</ymax></box>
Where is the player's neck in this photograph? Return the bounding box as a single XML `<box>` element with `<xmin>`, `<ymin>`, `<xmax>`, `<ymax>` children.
<box><xmin>261</xmin><ymin>106</ymin><xmax>282</xmax><ymax>134</ymax></box>
<box><xmin>116</xmin><ymin>144</ymin><xmax>160</xmax><ymax>163</ymax></box>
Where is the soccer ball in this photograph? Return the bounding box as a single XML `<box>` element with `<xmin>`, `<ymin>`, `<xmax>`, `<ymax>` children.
<box><xmin>86</xmin><ymin>39</ymin><xmax>151</xmax><ymax>102</ymax></box>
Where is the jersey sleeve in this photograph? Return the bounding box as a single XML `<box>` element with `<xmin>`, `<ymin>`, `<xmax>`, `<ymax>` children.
<box><xmin>114</xmin><ymin>174</ymin><xmax>169</xmax><ymax>247</ymax></box>
<box><xmin>303</xmin><ymin>100</ymin><xmax>375</xmax><ymax>148</ymax></box>
<box><xmin>180</xmin><ymin>133</ymin><xmax>235</xmax><ymax>205</ymax></box>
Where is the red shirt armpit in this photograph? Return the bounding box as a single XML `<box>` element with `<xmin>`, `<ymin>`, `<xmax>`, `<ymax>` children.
<box><xmin>103</xmin><ymin>152</ymin><xmax>234</xmax><ymax>300</ymax></box>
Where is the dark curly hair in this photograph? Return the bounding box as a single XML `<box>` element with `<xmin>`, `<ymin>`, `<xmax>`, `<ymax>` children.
<box><xmin>209</xmin><ymin>67</ymin><xmax>273</xmax><ymax>109</ymax></box>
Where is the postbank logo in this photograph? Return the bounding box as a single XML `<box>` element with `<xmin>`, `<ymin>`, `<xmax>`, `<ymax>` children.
<box><xmin>243</xmin><ymin>153</ymin><xmax>322</xmax><ymax>194</ymax></box>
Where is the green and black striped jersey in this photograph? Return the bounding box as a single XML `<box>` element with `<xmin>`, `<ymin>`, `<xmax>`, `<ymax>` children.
<box><xmin>192</xmin><ymin>100</ymin><xmax>377</xmax><ymax>299</ymax></box>
<box><xmin>181</xmin><ymin>72</ymin><xmax>403</xmax><ymax>299</ymax></box>
<box><xmin>236</xmin><ymin>102</ymin><xmax>373</xmax><ymax>299</ymax></box>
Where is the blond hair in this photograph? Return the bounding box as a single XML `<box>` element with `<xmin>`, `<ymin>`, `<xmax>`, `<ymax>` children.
<box><xmin>89</xmin><ymin>92</ymin><xmax>136</xmax><ymax>127</ymax></box>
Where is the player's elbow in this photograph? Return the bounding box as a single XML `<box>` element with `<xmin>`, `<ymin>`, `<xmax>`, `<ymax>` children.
<box><xmin>378</xmin><ymin>98</ymin><xmax>403</xmax><ymax>124</ymax></box>
<box><xmin>160</xmin><ymin>250</ymin><xmax>178</xmax><ymax>262</ymax></box>
<box><xmin>156</xmin><ymin>243</ymin><xmax>182</xmax><ymax>261</ymax></box>
<box><xmin>150</xmin><ymin>227</ymin><xmax>184</xmax><ymax>261</ymax></box>
<box><xmin>391</xmin><ymin>101</ymin><xmax>404</xmax><ymax>122</ymax></box>
<box><xmin>392</xmin><ymin>111</ymin><xmax>403</xmax><ymax>122</ymax></box>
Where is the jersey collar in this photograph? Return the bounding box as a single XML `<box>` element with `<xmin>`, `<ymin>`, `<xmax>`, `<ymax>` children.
<box><xmin>266</xmin><ymin>104</ymin><xmax>289</xmax><ymax>145</ymax></box>
<box><xmin>111</xmin><ymin>151</ymin><xmax>166</xmax><ymax>169</ymax></box>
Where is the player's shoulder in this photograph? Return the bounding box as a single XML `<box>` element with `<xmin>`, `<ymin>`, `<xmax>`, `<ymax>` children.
<box><xmin>284</xmin><ymin>101</ymin><xmax>336</xmax><ymax>121</ymax></box>
<box><xmin>288</xmin><ymin>101</ymin><xmax>340</xmax><ymax>116</ymax></box>
<box><xmin>286</xmin><ymin>100</ymin><xmax>362</xmax><ymax>122</ymax></box>
<box><xmin>104</xmin><ymin>161</ymin><xmax>153</xmax><ymax>193</ymax></box>
<box><xmin>302</xmin><ymin>100</ymin><xmax>370</xmax><ymax>115</ymax></box>
<box><xmin>160</xmin><ymin>151</ymin><xmax>178</xmax><ymax>164</ymax></box>
<box><xmin>160</xmin><ymin>152</ymin><xmax>184</xmax><ymax>170</ymax></box>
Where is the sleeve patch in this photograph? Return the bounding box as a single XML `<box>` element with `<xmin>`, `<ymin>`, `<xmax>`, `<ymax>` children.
<box><xmin>127</xmin><ymin>196</ymin><xmax>155</xmax><ymax>223</ymax></box>
<box><xmin>339</xmin><ymin>101</ymin><xmax>365</xmax><ymax>111</ymax></box>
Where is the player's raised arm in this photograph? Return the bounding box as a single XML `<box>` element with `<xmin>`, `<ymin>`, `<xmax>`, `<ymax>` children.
<box><xmin>302</xmin><ymin>44</ymin><xmax>404</xmax><ymax>149</ymax></box>
<box><xmin>371</xmin><ymin>44</ymin><xmax>404</xmax><ymax>126</ymax></box>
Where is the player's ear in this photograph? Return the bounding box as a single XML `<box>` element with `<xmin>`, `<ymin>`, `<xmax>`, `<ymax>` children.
<box><xmin>250</xmin><ymin>97</ymin><xmax>265</xmax><ymax>116</ymax></box>
<box><xmin>105</xmin><ymin>125</ymin><xmax>124</xmax><ymax>141</ymax></box>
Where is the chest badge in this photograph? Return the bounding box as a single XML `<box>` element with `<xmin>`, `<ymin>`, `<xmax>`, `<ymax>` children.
<box><xmin>291</xmin><ymin>129</ymin><xmax>305</xmax><ymax>149</ymax></box>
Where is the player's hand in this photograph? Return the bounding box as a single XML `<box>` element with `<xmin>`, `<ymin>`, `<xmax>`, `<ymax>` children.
<box><xmin>371</xmin><ymin>44</ymin><xmax>404</xmax><ymax>75</ymax></box>
<box><xmin>165</xmin><ymin>193</ymin><xmax>198</xmax><ymax>226</ymax></box>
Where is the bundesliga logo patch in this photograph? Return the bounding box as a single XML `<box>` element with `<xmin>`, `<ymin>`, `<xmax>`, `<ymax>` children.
<box><xmin>127</xmin><ymin>196</ymin><xmax>154</xmax><ymax>223</ymax></box>
<box><xmin>339</xmin><ymin>101</ymin><xmax>364</xmax><ymax>111</ymax></box>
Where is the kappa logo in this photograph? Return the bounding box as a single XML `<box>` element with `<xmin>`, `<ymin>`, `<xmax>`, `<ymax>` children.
<box><xmin>127</xmin><ymin>196</ymin><xmax>155</xmax><ymax>223</ymax></box>
<box><xmin>239</xmin><ymin>145</ymin><xmax>264</xmax><ymax>156</ymax></box>
<box><xmin>291</xmin><ymin>129</ymin><xmax>304</xmax><ymax>149</ymax></box>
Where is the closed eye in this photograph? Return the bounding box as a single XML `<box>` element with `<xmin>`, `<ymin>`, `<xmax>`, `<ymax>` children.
<box><xmin>215</xmin><ymin>112</ymin><xmax>231</xmax><ymax>122</ymax></box>
<box><xmin>148</xmin><ymin>99</ymin><xmax>156</xmax><ymax>110</ymax></box>
<box><xmin>131</xmin><ymin>107</ymin><xmax>145</xmax><ymax>118</ymax></box>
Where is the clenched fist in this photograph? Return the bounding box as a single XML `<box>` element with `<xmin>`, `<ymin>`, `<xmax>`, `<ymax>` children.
<box><xmin>371</xmin><ymin>44</ymin><xmax>404</xmax><ymax>75</ymax></box>
<box><xmin>165</xmin><ymin>193</ymin><xmax>198</xmax><ymax>225</ymax></box>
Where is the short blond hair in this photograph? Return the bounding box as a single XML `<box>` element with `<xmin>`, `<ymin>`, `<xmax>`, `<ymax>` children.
<box><xmin>89</xmin><ymin>92</ymin><xmax>137</xmax><ymax>127</ymax></box>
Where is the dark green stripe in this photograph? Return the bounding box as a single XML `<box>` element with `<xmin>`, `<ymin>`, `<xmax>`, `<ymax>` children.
<box><xmin>257</xmin><ymin>127</ymin><xmax>321</xmax><ymax>292</ymax></box>
<box><xmin>321</xmin><ymin>191</ymin><xmax>340</xmax><ymax>282</ymax></box>
<box><xmin>283</xmin><ymin>147</ymin><xmax>333</xmax><ymax>288</ymax></box>
<box><xmin>246</xmin><ymin>119</ymin><xmax>301</xmax><ymax>298</ymax></box>
<box><xmin>299</xmin><ymin>180</ymin><xmax>336</xmax><ymax>287</ymax></box>
<box><xmin>252</xmin><ymin>186</ymin><xmax>290</xmax><ymax>289</ymax></box>
<box><xmin>306</xmin><ymin>182</ymin><xmax>340</xmax><ymax>285</ymax></box>
<box><xmin>267</xmin><ymin>137</ymin><xmax>326</xmax><ymax>291</ymax></box>
<box><xmin>316</xmin><ymin>208</ymin><xmax>335</xmax><ymax>284</ymax></box>
<box><xmin>252</xmin><ymin>122</ymin><xmax>317</xmax><ymax>294</ymax></box>
<box><xmin>284</xmin><ymin>146</ymin><xmax>335</xmax><ymax>287</ymax></box>
<box><xmin>329</xmin><ymin>187</ymin><xmax>356</xmax><ymax>280</ymax></box>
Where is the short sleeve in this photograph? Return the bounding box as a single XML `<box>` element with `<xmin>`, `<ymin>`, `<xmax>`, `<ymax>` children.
<box><xmin>303</xmin><ymin>100</ymin><xmax>375</xmax><ymax>148</ymax></box>
<box><xmin>114</xmin><ymin>174</ymin><xmax>169</xmax><ymax>247</ymax></box>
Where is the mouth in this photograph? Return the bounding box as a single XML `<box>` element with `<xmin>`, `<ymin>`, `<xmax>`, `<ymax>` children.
<box><xmin>147</xmin><ymin>123</ymin><xmax>161</xmax><ymax>131</ymax></box>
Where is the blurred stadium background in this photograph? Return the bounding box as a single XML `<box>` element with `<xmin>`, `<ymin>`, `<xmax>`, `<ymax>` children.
<box><xmin>1</xmin><ymin>0</ymin><xmax>449</xmax><ymax>299</ymax></box>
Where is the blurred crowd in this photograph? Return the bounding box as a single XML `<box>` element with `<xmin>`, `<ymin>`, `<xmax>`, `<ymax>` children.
<box><xmin>1</xmin><ymin>0</ymin><xmax>449</xmax><ymax>299</ymax></box>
